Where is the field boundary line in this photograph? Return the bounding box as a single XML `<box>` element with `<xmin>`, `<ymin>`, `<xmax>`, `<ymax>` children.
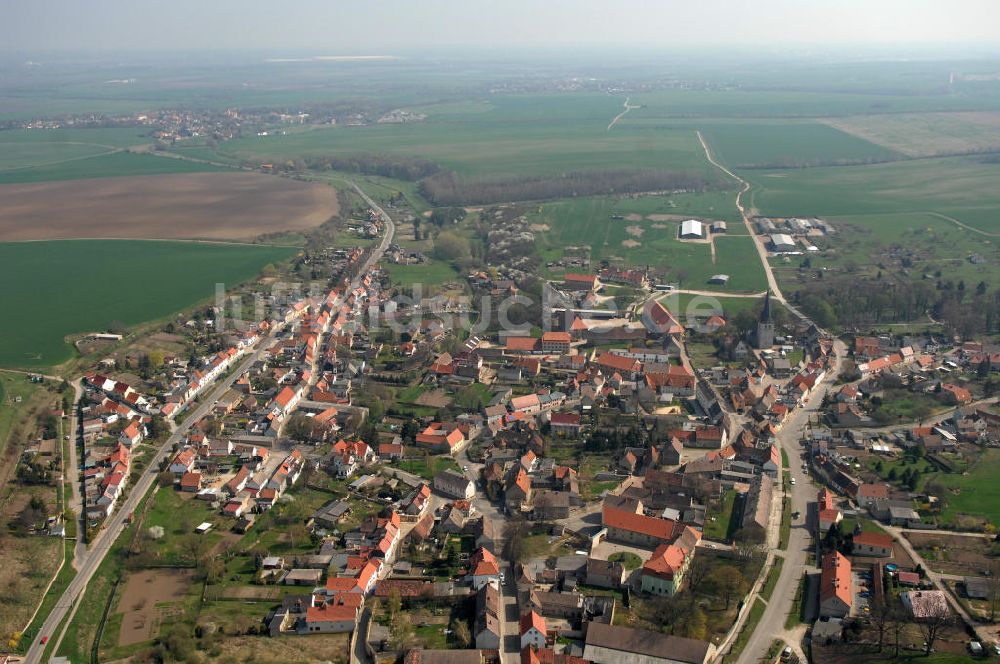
<box><xmin>924</xmin><ymin>211</ymin><xmax>1000</xmax><ymax>238</ymax></box>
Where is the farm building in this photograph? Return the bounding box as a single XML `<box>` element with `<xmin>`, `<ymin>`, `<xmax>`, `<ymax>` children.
<box><xmin>680</xmin><ymin>220</ymin><xmax>704</xmax><ymax>239</ymax></box>
<box><xmin>769</xmin><ymin>233</ymin><xmax>796</xmax><ymax>252</ymax></box>
<box><xmin>708</xmin><ymin>274</ymin><xmax>730</xmax><ymax>285</ymax></box>
<box><xmin>710</xmin><ymin>221</ymin><xmax>727</xmax><ymax>234</ymax></box>
<box><xmin>563</xmin><ymin>273</ymin><xmax>601</xmax><ymax>292</ymax></box>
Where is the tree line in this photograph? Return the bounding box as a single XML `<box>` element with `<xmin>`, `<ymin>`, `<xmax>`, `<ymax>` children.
<box><xmin>303</xmin><ymin>153</ymin><xmax>441</xmax><ymax>181</ymax></box>
<box><xmin>792</xmin><ymin>272</ymin><xmax>1000</xmax><ymax>338</ymax></box>
<box><xmin>418</xmin><ymin>169</ymin><xmax>715</xmax><ymax>206</ymax></box>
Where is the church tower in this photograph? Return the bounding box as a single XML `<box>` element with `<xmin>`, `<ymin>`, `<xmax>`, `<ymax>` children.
<box><xmin>755</xmin><ymin>290</ymin><xmax>775</xmax><ymax>349</ymax></box>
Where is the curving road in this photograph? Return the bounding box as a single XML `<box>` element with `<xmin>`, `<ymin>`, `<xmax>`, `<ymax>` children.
<box><xmin>694</xmin><ymin>128</ymin><xmax>852</xmax><ymax>661</ymax></box>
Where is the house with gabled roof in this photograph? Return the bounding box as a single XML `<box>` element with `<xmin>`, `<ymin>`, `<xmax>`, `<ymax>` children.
<box><xmin>520</xmin><ymin>610</ymin><xmax>547</xmax><ymax>649</ymax></box>
<box><xmin>819</xmin><ymin>551</ymin><xmax>853</xmax><ymax>618</ymax></box>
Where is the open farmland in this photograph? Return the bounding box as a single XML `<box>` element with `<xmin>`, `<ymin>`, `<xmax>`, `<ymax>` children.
<box><xmin>627</xmin><ymin>87</ymin><xmax>1000</xmax><ymax>119</ymax></box>
<box><xmin>824</xmin><ymin>111</ymin><xmax>1000</xmax><ymax>157</ymax></box>
<box><xmin>696</xmin><ymin>121</ymin><xmax>902</xmax><ymax>168</ymax></box>
<box><xmin>217</xmin><ymin>93</ymin><xmax>720</xmax><ymax>180</ymax></box>
<box><xmin>746</xmin><ymin>156</ymin><xmax>1000</xmax><ymax>233</ymax></box>
<box><xmin>0</xmin><ymin>172</ymin><xmax>338</xmax><ymax>241</ymax></box>
<box><xmin>0</xmin><ymin>240</ymin><xmax>296</xmax><ymax>368</ymax></box>
<box><xmin>0</xmin><ymin>151</ymin><xmax>232</xmax><ymax>185</ymax></box>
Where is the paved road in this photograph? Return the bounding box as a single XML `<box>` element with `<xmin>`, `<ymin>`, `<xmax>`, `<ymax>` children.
<box><xmin>695</xmin><ymin>130</ymin><xmax>812</xmax><ymax>322</ymax></box>
<box><xmin>734</xmin><ymin>341</ymin><xmax>845</xmax><ymax>664</ymax></box>
<box><xmin>26</xmin><ymin>327</ymin><xmax>290</xmax><ymax>662</ymax></box>
<box><xmin>29</xmin><ymin>181</ymin><xmax>396</xmax><ymax>663</ymax></box>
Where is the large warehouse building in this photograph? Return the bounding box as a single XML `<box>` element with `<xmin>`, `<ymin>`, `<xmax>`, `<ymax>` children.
<box><xmin>679</xmin><ymin>219</ymin><xmax>704</xmax><ymax>239</ymax></box>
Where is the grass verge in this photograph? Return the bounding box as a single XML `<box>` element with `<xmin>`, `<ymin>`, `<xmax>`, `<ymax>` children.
<box><xmin>760</xmin><ymin>557</ymin><xmax>785</xmax><ymax>602</ymax></box>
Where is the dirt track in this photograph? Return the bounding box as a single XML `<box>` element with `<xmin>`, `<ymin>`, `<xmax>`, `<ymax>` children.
<box><xmin>0</xmin><ymin>172</ymin><xmax>339</xmax><ymax>241</ymax></box>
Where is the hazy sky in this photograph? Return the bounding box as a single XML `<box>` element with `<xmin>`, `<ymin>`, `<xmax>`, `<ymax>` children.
<box><xmin>5</xmin><ymin>0</ymin><xmax>1000</xmax><ymax>53</ymax></box>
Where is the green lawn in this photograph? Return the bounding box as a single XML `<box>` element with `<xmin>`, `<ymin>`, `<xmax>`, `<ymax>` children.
<box><xmin>704</xmin><ymin>489</ymin><xmax>738</xmax><ymax>542</ymax></box>
<box><xmin>930</xmin><ymin>448</ymin><xmax>1000</xmax><ymax>527</ymax></box>
<box><xmin>784</xmin><ymin>573</ymin><xmax>808</xmax><ymax>629</ymax></box>
<box><xmin>779</xmin><ymin>497</ymin><xmax>792</xmax><ymax>550</ymax></box>
<box><xmin>384</xmin><ymin>260</ymin><xmax>461</xmax><ymax>287</ymax></box>
<box><xmin>608</xmin><ymin>552</ymin><xmax>643</xmax><ymax>571</ymax></box>
<box><xmin>0</xmin><ymin>239</ymin><xmax>295</xmax><ymax>368</ymax></box>
<box><xmin>396</xmin><ymin>455</ymin><xmax>461</xmax><ymax>481</ymax></box>
<box><xmin>56</xmin><ymin>490</ymin><xmax>154</xmax><ymax>663</ymax></box>
<box><xmin>760</xmin><ymin>557</ymin><xmax>785</xmax><ymax>602</ymax></box>
<box><xmin>0</xmin><ymin>151</ymin><xmax>231</xmax><ymax>184</ymax></box>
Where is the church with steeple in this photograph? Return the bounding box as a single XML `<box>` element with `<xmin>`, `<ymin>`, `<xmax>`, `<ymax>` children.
<box><xmin>754</xmin><ymin>290</ymin><xmax>775</xmax><ymax>349</ymax></box>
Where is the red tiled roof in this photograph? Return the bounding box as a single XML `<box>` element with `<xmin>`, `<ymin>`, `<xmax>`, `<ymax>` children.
<box><xmin>603</xmin><ymin>504</ymin><xmax>679</xmax><ymax>541</ymax></box>
<box><xmin>820</xmin><ymin>551</ymin><xmax>852</xmax><ymax>607</ymax></box>
<box><xmin>520</xmin><ymin>610</ymin><xmax>547</xmax><ymax>635</ymax></box>
<box><xmin>306</xmin><ymin>603</ymin><xmax>356</xmax><ymax>623</ymax></box>
<box><xmin>507</xmin><ymin>336</ymin><xmax>541</xmax><ymax>352</ymax></box>
<box><xmin>853</xmin><ymin>531</ymin><xmax>894</xmax><ymax>549</ymax></box>
<box><xmin>542</xmin><ymin>331</ymin><xmax>572</xmax><ymax>343</ymax></box>
<box><xmin>643</xmin><ymin>543</ymin><xmax>687</xmax><ymax>579</ymax></box>
<box><xmin>858</xmin><ymin>483</ymin><xmax>889</xmax><ymax>499</ymax></box>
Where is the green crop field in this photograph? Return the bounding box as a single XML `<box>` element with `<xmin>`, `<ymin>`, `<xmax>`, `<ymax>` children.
<box><xmin>698</xmin><ymin>121</ymin><xmax>902</xmax><ymax>168</ymax></box>
<box><xmin>0</xmin><ymin>127</ymin><xmax>153</xmax><ymax>149</ymax></box>
<box><xmin>628</xmin><ymin>88</ymin><xmax>1000</xmax><ymax>120</ymax></box>
<box><xmin>0</xmin><ymin>151</ymin><xmax>232</xmax><ymax>185</ymax></box>
<box><xmin>0</xmin><ymin>240</ymin><xmax>295</xmax><ymax>368</ymax></box>
<box><xmin>217</xmin><ymin>93</ymin><xmax>719</xmax><ymax>180</ymax></box>
<box><xmin>747</xmin><ymin>156</ymin><xmax>1000</xmax><ymax>219</ymax></box>
<box><xmin>0</xmin><ymin>127</ymin><xmax>156</xmax><ymax>171</ymax></box>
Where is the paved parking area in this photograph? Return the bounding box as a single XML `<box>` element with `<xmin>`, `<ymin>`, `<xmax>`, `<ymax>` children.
<box><xmin>852</xmin><ymin>569</ymin><xmax>873</xmax><ymax>617</ymax></box>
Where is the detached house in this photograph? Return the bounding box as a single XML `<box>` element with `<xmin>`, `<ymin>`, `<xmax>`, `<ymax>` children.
<box><xmin>433</xmin><ymin>469</ymin><xmax>475</xmax><ymax>500</ymax></box>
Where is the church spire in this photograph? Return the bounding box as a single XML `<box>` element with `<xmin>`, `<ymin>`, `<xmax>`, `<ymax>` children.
<box><xmin>760</xmin><ymin>289</ymin><xmax>772</xmax><ymax>323</ymax></box>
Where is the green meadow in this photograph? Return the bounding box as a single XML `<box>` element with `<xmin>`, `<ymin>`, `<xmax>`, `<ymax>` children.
<box><xmin>0</xmin><ymin>240</ymin><xmax>296</xmax><ymax>368</ymax></box>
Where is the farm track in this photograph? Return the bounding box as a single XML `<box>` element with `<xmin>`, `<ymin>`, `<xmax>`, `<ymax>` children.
<box><xmin>606</xmin><ymin>96</ymin><xmax>639</xmax><ymax>131</ymax></box>
<box><xmin>0</xmin><ymin>146</ymin><xmax>124</xmax><ymax>173</ymax></box>
<box><xmin>694</xmin><ymin>129</ymin><xmax>803</xmax><ymax>316</ymax></box>
<box><xmin>925</xmin><ymin>210</ymin><xmax>1000</xmax><ymax>238</ymax></box>
<box><xmin>695</xmin><ymin>128</ymin><xmax>851</xmax><ymax>664</ymax></box>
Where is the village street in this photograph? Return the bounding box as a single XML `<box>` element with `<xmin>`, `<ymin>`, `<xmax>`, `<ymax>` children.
<box><xmin>26</xmin><ymin>182</ymin><xmax>396</xmax><ymax>664</ymax></box>
<box><xmin>735</xmin><ymin>339</ymin><xmax>845</xmax><ymax>664</ymax></box>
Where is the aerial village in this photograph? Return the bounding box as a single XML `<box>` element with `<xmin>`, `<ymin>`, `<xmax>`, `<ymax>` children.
<box><xmin>61</xmin><ymin>202</ymin><xmax>1000</xmax><ymax>664</ymax></box>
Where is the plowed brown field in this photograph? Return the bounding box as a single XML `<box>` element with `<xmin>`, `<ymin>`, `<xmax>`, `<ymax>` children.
<box><xmin>0</xmin><ymin>172</ymin><xmax>338</xmax><ymax>241</ymax></box>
